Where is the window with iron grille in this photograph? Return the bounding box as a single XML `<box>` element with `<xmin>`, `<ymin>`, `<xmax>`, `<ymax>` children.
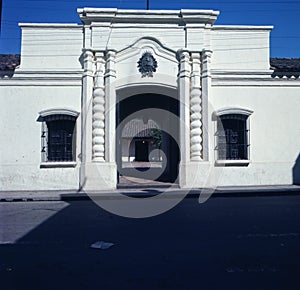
<box><xmin>217</xmin><ymin>114</ymin><xmax>249</xmax><ymax>160</ymax></box>
<box><xmin>41</xmin><ymin>114</ymin><xmax>76</xmax><ymax>162</ymax></box>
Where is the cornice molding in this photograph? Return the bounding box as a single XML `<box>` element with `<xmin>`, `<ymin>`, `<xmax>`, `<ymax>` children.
<box><xmin>214</xmin><ymin>107</ymin><xmax>253</xmax><ymax>117</ymax></box>
<box><xmin>19</xmin><ymin>23</ymin><xmax>83</xmax><ymax>29</ymax></box>
<box><xmin>212</xmin><ymin>25</ymin><xmax>273</xmax><ymax>31</ymax></box>
<box><xmin>78</xmin><ymin>8</ymin><xmax>219</xmax><ymax>26</ymax></box>
<box><xmin>211</xmin><ymin>69</ymin><xmax>300</xmax><ymax>86</ymax></box>
<box><xmin>0</xmin><ymin>69</ymin><xmax>83</xmax><ymax>85</ymax></box>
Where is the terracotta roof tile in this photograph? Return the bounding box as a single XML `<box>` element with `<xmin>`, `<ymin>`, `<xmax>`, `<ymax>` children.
<box><xmin>270</xmin><ymin>58</ymin><xmax>300</xmax><ymax>78</ymax></box>
<box><xmin>0</xmin><ymin>54</ymin><xmax>20</xmax><ymax>78</ymax></box>
<box><xmin>1</xmin><ymin>54</ymin><xmax>300</xmax><ymax>79</ymax></box>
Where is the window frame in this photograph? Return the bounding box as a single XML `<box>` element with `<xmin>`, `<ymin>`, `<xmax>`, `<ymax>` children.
<box><xmin>214</xmin><ymin>107</ymin><xmax>253</xmax><ymax>166</ymax></box>
<box><xmin>39</xmin><ymin>108</ymin><xmax>79</xmax><ymax>168</ymax></box>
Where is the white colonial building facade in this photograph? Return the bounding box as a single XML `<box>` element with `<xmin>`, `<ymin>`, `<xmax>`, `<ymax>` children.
<box><xmin>0</xmin><ymin>8</ymin><xmax>300</xmax><ymax>191</ymax></box>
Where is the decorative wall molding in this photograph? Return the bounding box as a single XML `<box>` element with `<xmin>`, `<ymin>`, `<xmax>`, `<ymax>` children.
<box><xmin>0</xmin><ymin>70</ymin><xmax>83</xmax><ymax>86</ymax></box>
<box><xmin>211</xmin><ymin>68</ymin><xmax>300</xmax><ymax>86</ymax></box>
<box><xmin>116</xmin><ymin>37</ymin><xmax>177</xmax><ymax>64</ymax></box>
<box><xmin>39</xmin><ymin>108</ymin><xmax>79</xmax><ymax>118</ymax></box>
<box><xmin>78</xmin><ymin>8</ymin><xmax>219</xmax><ymax>26</ymax></box>
<box><xmin>214</xmin><ymin>107</ymin><xmax>254</xmax><ymax>117</ymax></box>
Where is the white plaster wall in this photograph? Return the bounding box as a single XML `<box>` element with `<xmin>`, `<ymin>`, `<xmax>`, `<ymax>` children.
<box><xmin>208</xmin><ymin>85</ymin><xmax>300</xmax><ymax>186</ymax></box>
<box><xmin>19</xmin><ymin>24</ymin><xmax>83</xmax><ymax>71</ymax></box>
<box><xmin>211</xmin><ymin>27</ymin><xmax>272</xmax><ymax>71</ymax></box>
<box><xmin>0</xmin><ymin>85</ymin><xmax>81</xmax><ymax>190</ymax></box>
<box><xmin>92</xmin><ymin>26</ymin><xmax>185</xmax><ymax>52</ymax></box>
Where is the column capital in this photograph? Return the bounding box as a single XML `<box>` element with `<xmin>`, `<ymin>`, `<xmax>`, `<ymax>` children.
<box><xmin>191</xmin><ymin>52</ymin><xmax>202</xmax><ymax>89</ymax></box>
<box><xmin>177</xmin><ymin>49</ymin><xmax>190</xmax><ymax>60</ymax></box>
<box><xmin>178</xmin><ymin>49</ymin><xmax>191</xmax><ymax>79</ymax></box>
<box><xmin>106</xmin><ymin>49</ymin><xmax>117</xmax><ymax>59</ymax></box>
<box><xmin>95</xmin><ymin>51</ymin><xmax>105</xmax><ymax>58</ymax></box>
<box><xmin>82</xmin><ymin>49</ymin><xmax>95</xmax><ymax>78</ymax></box>
<box><xmin>105</xmin><ymin>50</ymin><xmax>117</xmax><ymax>79</ymax></box>
<box><xmin>202</xmin><ymin>50</ymin><xmax>212</xmax><ymax>78</ymax></box>
<box><xmin>94</xmin><ymin>53</ymin><xmax>105</xmax><ymax>88</ymax></box>
<box><xmin>82</xmin><ymin>48</ymin><xmax>94</xmax><ymax>55</ymax></box>
<box><xmin>202</xmin><ymin>49</ymin><xmax>213</xmax><ymax>58</ymax></box>
<box><xmin>191</xmin><ymin>51</ymin><xmax>201</xmax><ymax>60</ymax></box>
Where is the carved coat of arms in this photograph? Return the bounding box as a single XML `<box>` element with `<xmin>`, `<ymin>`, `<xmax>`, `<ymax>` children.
<box><xmin>137</xmin><ymin>52</ymin><xmax>158</xmax><ymax>77</ymax></box>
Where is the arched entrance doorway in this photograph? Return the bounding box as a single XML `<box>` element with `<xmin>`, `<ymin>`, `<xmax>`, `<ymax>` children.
<box><xmin>116</xmin><ymin>93</ymin><xmax>180</xmax><ymax>186</ymax></box>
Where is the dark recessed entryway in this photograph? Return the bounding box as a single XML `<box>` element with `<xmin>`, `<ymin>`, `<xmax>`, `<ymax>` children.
<box><xmin>116</xmin><ymin>93</ymin><xmax>180</xmax><ymax>186</ymax></box>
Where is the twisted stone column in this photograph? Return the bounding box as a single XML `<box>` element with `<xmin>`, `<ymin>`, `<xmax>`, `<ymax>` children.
<box><xmin>190</xmin><ymin>52</ymin><xmax>202</xmax><ymax>160</ymax></box>
<box><xmin>92</xmin><ymin>52</ymin><xmax>105</xmax><ymax>161</ymax></box>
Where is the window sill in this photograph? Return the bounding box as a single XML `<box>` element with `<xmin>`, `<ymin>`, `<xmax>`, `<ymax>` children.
<box><xmin>40</xmin><ymin>161</ymin><xmax>77</xmax><ymax>168</ymax></box>
<box><xmin>215</xmin><ymin>160</ymin><xmax>250</xmax><ymax>167</ymax></box>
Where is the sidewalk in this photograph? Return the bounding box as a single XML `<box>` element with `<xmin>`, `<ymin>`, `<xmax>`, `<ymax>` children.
<box><xmin>1</xmin><ymin>184</ymin><xmax>300</xmax><ymax>202</ymax></box>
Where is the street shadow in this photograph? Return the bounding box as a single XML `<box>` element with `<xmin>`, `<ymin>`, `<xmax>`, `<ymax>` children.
<box><xmin>0</xmin><ymin>194</ymin><xmax>220</xmax><ymax>290</ymax></box>
<box><xmin>1</xmin><ymin>193</ymin><xmax>299</xmax><ymax>290</ymax></box>
<box><xmin>293</xmin><ymin>153</ymin><xmax>300</xmax><ymax>185</ymax></box>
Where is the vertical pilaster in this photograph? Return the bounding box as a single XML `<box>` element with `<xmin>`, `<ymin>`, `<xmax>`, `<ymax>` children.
<box><xmin>83</xmin><ymin>25</ymin><xmax>92</xmax><ymax>49</ymax></box>
<box><xmin>201</xmin><ymin>50</ymin><xmax>212</xmax><ymax>161</ymax></box>
<box><xmin>92</xmin><ymin>52</ymin><xmax>105</xmax><ymax>162</ymax></box>
<box><xmin>105</xmin><ymin>50</ymin><xmax>117</xmax><ymax>163</ymax></box>
<box><xmin>178</xmin><ymin>49</ymin><xmax>191</xmax><ymax>165</ymax></box>
<box><xmin>81</xmin><ymin>49</ymin><xmax>95</xmax><ymax>164</ymax></box>
<box><xmin>190</xmin><ymin>52</ymin><xmax>202</xmax><ymax>160</ymax></box>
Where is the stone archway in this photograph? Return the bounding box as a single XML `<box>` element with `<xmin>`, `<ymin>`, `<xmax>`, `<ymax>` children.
<box><xmin>80</xmin><ymin>47</ymin><xmax>210</xmax><ymax>191</ymax></box>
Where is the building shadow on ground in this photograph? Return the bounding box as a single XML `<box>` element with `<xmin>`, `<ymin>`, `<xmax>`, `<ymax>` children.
<box><xmin>1</xmin><ymin>193</ymin><xmax>300</xmax><ymax>290</ymax></box>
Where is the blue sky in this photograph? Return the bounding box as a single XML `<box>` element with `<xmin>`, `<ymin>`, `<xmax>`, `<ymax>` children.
<box><xmin>1</xmin><ymin>0</ymin><xmax>299</xmax><ymax>57</ymax></box>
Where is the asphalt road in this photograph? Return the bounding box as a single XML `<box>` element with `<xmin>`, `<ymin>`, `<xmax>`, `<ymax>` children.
<box><xmin>1</xmin><ymin>194</ymin><xmax>300</xmax><ymax>290</ymax></box>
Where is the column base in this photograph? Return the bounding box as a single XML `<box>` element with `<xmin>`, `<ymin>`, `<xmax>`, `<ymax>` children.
<box><xmin>179</xmin><ymin>161</ymin><xmax>218</xmax><ymax>188</ymax></box>
<box><xmin>80</xmin><ymin>162</ymin><xmax>117</xmax><ymax>191</ymax></box>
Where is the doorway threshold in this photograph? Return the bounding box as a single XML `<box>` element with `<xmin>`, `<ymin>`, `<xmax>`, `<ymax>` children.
<box><xmin>117</xmin><ymin>175</ymin><xmax>178</xmax><ymax>189</ymax></box>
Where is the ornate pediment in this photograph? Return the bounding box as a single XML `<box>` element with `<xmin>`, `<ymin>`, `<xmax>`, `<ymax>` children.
<box><xmin>114</xmin><ymin>37</ymin><xmax>178</xmax><ymax>88</ymax></box>
<box><xmin>116</xmin><ymin>37</ymin><xmax>177</xmax><ymax>65</ymax></box>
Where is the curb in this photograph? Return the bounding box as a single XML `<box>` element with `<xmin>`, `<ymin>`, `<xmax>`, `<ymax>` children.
<box><xmin>1</xmin><ymin>186</ymin><xmax>300</xmax><ymax>202</ymax></box>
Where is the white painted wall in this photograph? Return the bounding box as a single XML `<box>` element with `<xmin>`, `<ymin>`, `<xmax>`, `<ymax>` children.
<box><xmin>208</xmin><ymin>85</ymin><xmax>300</xmax><ymax>186</ymax></box>
<box><xmin>0</xmin><ymin>85</ymin><xmax>81</xmax><ymax>190</ymax></box>
<box><xmin>19</xmin><ymin>24</ymin><xmax>83</xmax><ymax>71</ymax></box>
<box><xmin>211</xmin><ymin>26</ymin><xmax>272</xmax><ymax>71</ymax></box>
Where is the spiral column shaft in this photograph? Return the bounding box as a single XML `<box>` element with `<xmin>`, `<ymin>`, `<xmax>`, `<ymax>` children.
<box><xmin>190</xmin><ymin>52</ymin><xmax>202</xmax><ymax>160</ymax></box>
<box><xmin>92</xmin><ymin>52</ymin><xmax>105</xmax><ymax>162</ymax></box>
